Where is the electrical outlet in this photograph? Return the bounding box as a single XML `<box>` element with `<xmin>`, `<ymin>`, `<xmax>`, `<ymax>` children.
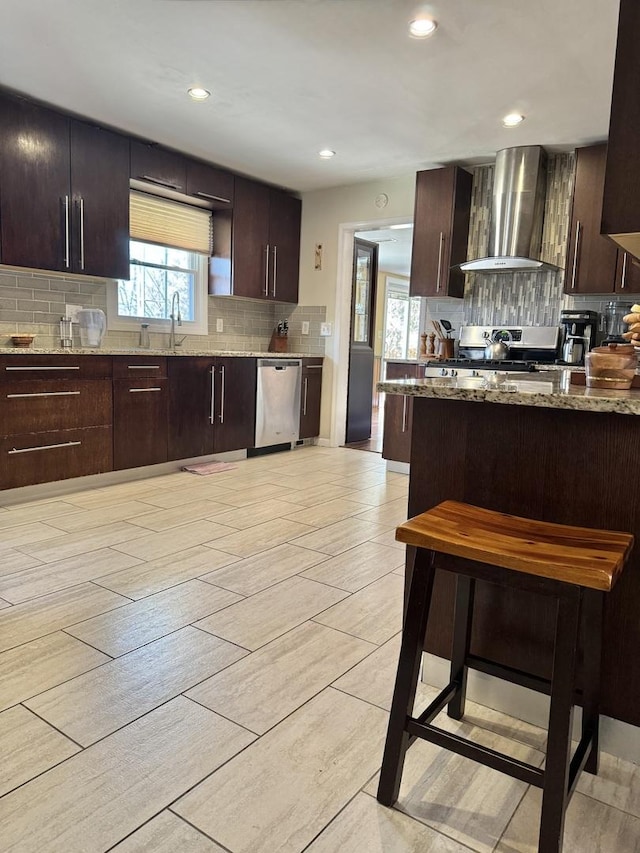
<box><xmin>216</xmin><ymin>318</ymin><xmax>224</xmax><ymax>333</ymax></box>
<box><xmin>301</xmin><ymin>321</ymin><xmax>310</xmax><ymax>335</ymax></box>
<box><xmin>320</xmin><ymin>322</ymin><xmax>332</xmax><ymax>337</ymax></box>
<box><xmin>65</xmin><ymin>304</ymin><xmax>83</xmax><ymax>323</ymax></box>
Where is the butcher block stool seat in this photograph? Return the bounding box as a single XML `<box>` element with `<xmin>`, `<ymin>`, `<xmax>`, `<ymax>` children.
<box><xmin>377</xmin><ymin>500</ymin><xmax>634</xmax><ymax>853</ymax></box>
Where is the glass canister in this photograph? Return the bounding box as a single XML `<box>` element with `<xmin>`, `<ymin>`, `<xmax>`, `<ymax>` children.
<box><xmin>602</xmin><ymin>301</ymin><xmax>632</xmax><ymax>343</ymax></box>
<box><xmin>585</xmin><ymin>343</ymin><xmax>638</xmax><ymax>389</ymax></box>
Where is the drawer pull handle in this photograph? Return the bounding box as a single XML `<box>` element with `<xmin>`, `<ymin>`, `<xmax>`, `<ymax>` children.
<box><xmin>129</xmin><ymin>387</ymin><xmax>162</xmax><ymax>393</ymax></box>
<box><xmin>127</xmin><ymin>365</ymin><xmax>161</xmax><ymax>370</ymax></box>
<box><xmin>9</xmin><ymin>440</ymin><xmax>81</xmax><ymax>455</ymax></box>
<box><xmin>6</xmin><ymin>366</ymin><xmax>81</xmax><ymax>371</ymax></box>
<box><xmin>7</xmin><ymin>391</ymin><xmax>81</xmax><ymax>399</ymax></box>
<box><xmin>194</xmin><ymin>191</ymin><xmax>231</xmax><ymax>204</ymax></box>
<box><xmin>305</xmin><ymin>365</ymin><xmax>323</xmax><ymax>369</ymax></box>
<box><xmin>141</xmin><ymin>174</ymin><xmax>182</xmax><ymax>191</ymax></box>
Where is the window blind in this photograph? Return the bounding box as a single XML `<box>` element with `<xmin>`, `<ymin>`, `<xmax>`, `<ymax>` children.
<box><xmin>130</xmin><ymin>191</ymin><xmax>212</xmax><ymax>254</ymax></box>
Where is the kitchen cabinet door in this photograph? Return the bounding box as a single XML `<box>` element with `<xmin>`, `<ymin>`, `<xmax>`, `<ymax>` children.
<box><xmin>565</xmin><ymin>144</ymin><xmax>618</xmax><ymax>294</ymax></box>
<box><xmin>410</xmin><ymin>166</ymin><xmax>472</xmax><ymax>298</ymax></box>
<box><xmin>186</xmin><ymin>160</ymin><xmax>234</xmax><ymax>208</ymax></box>
<box><xmin>167</xmin><ymin>357</ymin><xmax>215</xmax><ymax>460</ymax></box>
<box><xmin>299</xmin><ymin>359</ymin><xmax>323</xmax><ymax>439</ymax></box>
<box><xmin>269</xmin><ymin>189</ymin><xmax>301</xmax><ymax>304</ymax></box>
<box><xmin>615</xmin><ymin>250</ymin><xmax>640</xmax><ymax>294</ymax></box>
<box><xmin>231</xmin><ymin>178</ymin><xmax>271</xmax><ymax>299</ymax></box>
<box><xmin>0</xmin><ymin>95</ymin><xmax>71</xmax><ymax>272</ymax></box>
<box><xmin>381</xmin><ymin>362</ymin><xmax>416</xmax><ymax>464</ymax></box>
<box><xmin>213</xmin><ymin>358</ymin><xmax>256</xmax><ymax>453</ymax></box>
<box><xmin>130</xmin><ymin>141</ymin><xmax>187</xmax><ymax>193</ymax></box>
<box><xmin>70</xmin><ymin>121</ymin><xmax>130</xmax><ymax>280</ymax></box>
<box><xmin>113</xmin><ymin>378</ymin><xmax>168</xmax><ymax>470</ymax></box>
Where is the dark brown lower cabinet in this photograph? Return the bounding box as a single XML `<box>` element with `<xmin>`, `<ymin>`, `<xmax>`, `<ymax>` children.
<box><xmin>382</xmin><ymin>362</ymin><xmax>419</xmax><ymax>463</ymax></box>
<box><xmin>213</xmin><ymin>357</ymin><xmax>256</xmax><ymax>453</ymax></box>
<box><xmin>113</xmin><ymin>378</ymin><xmax>168</xmax><ymax>470</ymax></box>
<box><xmin>299</xmin><ymin>359</ymin><xmax>323</xmax><ymax>439</ymax></box>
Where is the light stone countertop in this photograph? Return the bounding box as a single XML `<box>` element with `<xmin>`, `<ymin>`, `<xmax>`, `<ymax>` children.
<box><xmin>378</xmin><ymin>370</ymin><xmax>640</xmax><ymax>416</ymax></box>
<box><xmin>0</xmin><ymin>348</ymin><xmax>318</xmax><ymax>358</ymax></box>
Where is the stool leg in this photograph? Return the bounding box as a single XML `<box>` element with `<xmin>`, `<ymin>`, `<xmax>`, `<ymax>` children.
<box><xmin>377</xmin><ymin>547</ymin><xmax>437</xmax><ymax>807</ymax></box>
<box><xmin>448</xmin><ymin>574</ymin><xmax>475</xmax><ymax>720</ymax></box>
<box><xmin>539</xmin><ymin>593</ymin><xmax>581</xmax><ymax>853</ymax></box>
<box><xmin>581</xmin><ymin>590</ymin><xmax>604</xmax><ymax>776</ymax></box>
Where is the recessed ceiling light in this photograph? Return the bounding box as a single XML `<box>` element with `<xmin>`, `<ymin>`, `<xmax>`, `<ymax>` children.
<box><xmin>409</xmin><ymin>18</ymin><xmax>437</xmax><ymax>38</ymax></box>
<box><xmin>318</xmin><ymin>149</ymin><xmax>336</xmax><ymax>159</ymax></box>
<box><xmin>188</xmin><ymin>87</ymin><xmax>211</xmax><ymax>101</ymax></box>
<box><xmin>389</xmin><ymin>223</ymin><xmax>413</xmax><ymax>230</ymax></box>
<box><xmin>502</xmin><ymin>113</ymin><xmax>525</xmax><ymax>127</ymax></box>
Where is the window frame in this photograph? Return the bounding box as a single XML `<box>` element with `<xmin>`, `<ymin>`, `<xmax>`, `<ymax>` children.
<box><xmin>381</xmin><ymin>275</ymin><xmax>425</xmax><ymax>361</ymax></box>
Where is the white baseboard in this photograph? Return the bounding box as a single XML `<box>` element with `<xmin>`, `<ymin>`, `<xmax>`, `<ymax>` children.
<box><xmin>386</xmin><ymin>460</ymin><xmax>410</xmax><ymax>475</ymax></box>
<box><xmin>316</xmin><ymin>437</ymin><xmax>332</xmax><ymax>447</ymax></box>
<box><xmin>422</xmin><ymin>652</ymin><xmax>640</xmax><ymax>765</ymax></box>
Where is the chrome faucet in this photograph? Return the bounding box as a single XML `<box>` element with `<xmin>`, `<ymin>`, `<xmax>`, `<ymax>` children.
<box><xmin>169</xmin><ymin>292</ymin><xmax>184</xmax><ymax>350</ymax></box>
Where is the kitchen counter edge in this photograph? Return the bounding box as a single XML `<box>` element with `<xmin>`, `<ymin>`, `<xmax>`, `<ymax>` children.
<box><xmin>0</xmin><ymin>348</ymin><xmax>321</xmax><ymax>358</ymax></box>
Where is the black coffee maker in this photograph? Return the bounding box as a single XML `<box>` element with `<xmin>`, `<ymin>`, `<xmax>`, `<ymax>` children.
<box><xmin>559</xmin><ymin>310</ymin><xmax>598</xmax><ymax>365</ymax></box>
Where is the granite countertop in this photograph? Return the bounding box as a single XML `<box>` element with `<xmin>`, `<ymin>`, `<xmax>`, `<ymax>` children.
<box><xmin>0</xmin><ymin>348</ymin><xmax>318</xmax><ymax>358</ymax></box>
<box><xmin>378</xmin><ymin>370</ymin><xmax>640</xmax><ymax>416</ymax></box>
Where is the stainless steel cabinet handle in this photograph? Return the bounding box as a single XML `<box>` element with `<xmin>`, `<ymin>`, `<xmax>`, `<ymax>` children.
<box><xmin>264</xmin><ymin>244</ymin><xmax>270</xmax><ymax>296</ymax></box>
<box><xmin>402</xmin><ymin>396</ymin><xmax>408</xmax><ymax>432</ymax></box>
<box><xmin>127</xmin><ymin>365</ymin><xmax>161</xmax><ymax>370</ymax></box>
<box><xmin>129</xmin><ymin>387</ymin><xmax>162</xmax><ymax>393</ymax></box>
<box><xmin>571</xmin><ymin>221</ymin><xmax>581</xmax><ymax>290</ymax></box>
<box><xmin>303</xmin><ymin>376</ymin><xmax>308</xmax><ymax>416</ymax></box>
<box><xmin>194</xmin><ymin>191</ymin><xmax>231</xmax><ymax>204</ymax></box>
<box><xmin>219</xmin><ymin>365</ymin><xmax>226</xmax><ymax>423</ymax></box>
<box><xmin>79</xmin><ymin>197</ymin><xmax>85</xmax><ymax>270</ymax></box>
<box><xmin>63</xmin><ymin>195</ymin><xmax>71</xmax><ymax>269</ymax></box>
<box><xmin>7</xmin><ymin>390</ymin><xmax>80</xmax><ymax>399</ymax></box>
<box><xmin>305</xmin><ymin>365</ymin><xmax>323</xmax><ymax>369</ymax></box>
<box><xmin>6</xmin><ymin>365</ymin><xmax>80</xmax><ymax>371</ymax></box>
<box><xmin>9</xmin><ymin>440</ymin><xmax>81</xmax><ymax>455</ymax></box>
<box><xmin>209</xmin><ymin>366</ymin><xmax>215</xmax><ymax>424</ymax></box>
<box><xmin>436</xmin><ymin>231</ymin><xmax>444</xmax><ymax>292</ymax></box>
<box><xmin>621</xmin><ymin>252</ymin><xmax>629</xmax><ymax>289</ymax></box>
<box><xmin>141</xmin><ymin>174</ymin><xmax>182</xmax><ymax>191</ymax></box>
<box><xmin>272</xmin><ymin>245</ymin><xmax>278</xmax><ymax>298</ymax></box>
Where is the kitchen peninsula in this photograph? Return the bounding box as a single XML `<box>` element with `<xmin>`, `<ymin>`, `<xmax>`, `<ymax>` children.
<box><xmin>379</xmin><ymin>371</ymin><xmax>640</xmax><ymax>728</ymax></box>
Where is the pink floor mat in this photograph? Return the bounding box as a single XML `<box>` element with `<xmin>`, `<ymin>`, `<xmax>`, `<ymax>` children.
<box><xmin>182</xmin><ymin>461</ymin><xmax>237</xmax><ymax>475</ymax></box>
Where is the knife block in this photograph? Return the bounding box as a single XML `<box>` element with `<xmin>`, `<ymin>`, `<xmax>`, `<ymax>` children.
<box><xmin>269</xmin><ymin>332</ymin><xmax>288</xmax><ymax>353</ymax></box>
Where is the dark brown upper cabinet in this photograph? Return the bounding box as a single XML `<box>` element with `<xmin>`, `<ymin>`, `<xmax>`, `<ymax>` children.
<box><xmin>601</xmin><ymin>0</ymin><xmax>640</xmax><ymax>260</ymax></box>
<box><xmin>130</xmin><ymin>140</ymin><xmax>187</xmax><ymax>193</ymax></box>
<box><xmin>212</xmin><ymin>176</ymin><xmax>300</xmax><ymax>303</ymax></box>
<box><xmin>565</xmin><ymin>144</ymin><xmax>640</xmax><ymax>294</ymax></box>
<box><xmin>0</xmin><ymin>94</ymin><xmax>130</xmax><ymax>279</ymax></box>
<box><xmin>186</xmin><ymin>160</ymin><xmax>234</xmax><ymax>208</ymax></box>
<box><xmin>409</xmin><ymin>166</ymin><xmax>472</xmax><ymax>298</ymax></box>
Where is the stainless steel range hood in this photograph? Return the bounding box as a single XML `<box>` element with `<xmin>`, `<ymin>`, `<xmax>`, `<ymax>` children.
<box><xmin>457</xmin><ymin>145</ymin><xmax>560</xmax><ymax>274</ymax></box>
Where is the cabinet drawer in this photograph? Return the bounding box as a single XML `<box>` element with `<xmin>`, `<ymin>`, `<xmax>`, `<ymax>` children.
<box><xmin>0</xmin><ymin>355</ymin><xmax>112</xmax><ymax>380</ymax></box>
<box><xmin>302</xmin><ymin>358</ymin><xmax>323</xmax><ymax>373</ymax></box>
<box><xmin>0</xmin><ymin>380</ymin><xmax>112</xmax><ymax>435</ymax></box>
<box><xmin>112</xmin><ymin>357</ymin><xmax>167</xmax><ymax>379</ymax></box>
<box><xmin>0</xmin><ymin>426</ymin><xmax>113</xmax><ymax>490</ymax></box>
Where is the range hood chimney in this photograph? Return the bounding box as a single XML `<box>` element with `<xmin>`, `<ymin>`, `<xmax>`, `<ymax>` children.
<box><xmin>457</xmin><ymin>145</ymin><xmax>560</xmax><ymax>274</ymax></box>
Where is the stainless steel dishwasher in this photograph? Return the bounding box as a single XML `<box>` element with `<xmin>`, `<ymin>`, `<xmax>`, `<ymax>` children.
<box><xmin>255</xmin><ymin>359</ymin><xmax>302</xmax><ymax>448</ymax></box>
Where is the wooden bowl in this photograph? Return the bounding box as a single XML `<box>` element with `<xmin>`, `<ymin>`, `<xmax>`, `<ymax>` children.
<box><xmin>10</xmin><ymin>335</ymin><xmax>35</xmax><ymax>348</ymax></box>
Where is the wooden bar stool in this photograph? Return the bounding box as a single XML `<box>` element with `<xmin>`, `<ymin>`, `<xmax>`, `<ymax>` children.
<box><xmin>377</xmin><ymin>500</ymin><xmax>633</xmax><ymax>853</ymax></box>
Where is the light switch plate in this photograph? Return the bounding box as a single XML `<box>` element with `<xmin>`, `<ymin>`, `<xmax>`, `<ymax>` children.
<box><xmin>301</xmin><ymin>321</ymin><xmax>310</xmax><ymax>335</ymax></box>
<box><xmin>216</xmin><ymin>319</ymin><xmax>224</xmax><ymax>332</ymax></box>
<box><xmin>320</xmin><ymin>322</ymin><xmax>332</xmax><ymax>337</ymax></box>
<box><xmin>65</xmin><ymin>304</ymin><xmax>83</xmax><ymax>323</ymax></box>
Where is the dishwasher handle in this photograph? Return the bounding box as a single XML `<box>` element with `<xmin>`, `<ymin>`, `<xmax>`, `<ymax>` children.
<box><xmin>257</xmin><ymin>359</ymin><xmax>302</xmax><ymax>369</ymax></box>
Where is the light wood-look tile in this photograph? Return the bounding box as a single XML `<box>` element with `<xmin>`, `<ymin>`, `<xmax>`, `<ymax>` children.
<box><xmin>188</xmin><ymin>621</ymin><xmax>376</xmax><ymax>734</ymax></box>
<box><xmin>290</xmin><ymin>517</ymin><xmax>387</xmax><ymax>556</ymax></box>
<box><xmin>136</xmin><ymin>484</ymin><xmax>238</xmax><ymax>509</ymax></box>
<box><xmin>26</xmin><ymin>626</ymin><xmax>247</xmax><ymax>745</ymax></box>
<box><xmin>0</xmin><ymin>549</ymin><xmax>44</xmax><ymax>579</ymax></box>
<box><xmin>195</xmin><ymin>576</ymin><xmax>347</xmax><ymax>650</ymax></box>
<box><xmin>0</xmin><ymin>631</ymin><xmax>109</xmax><ymax>712</ymax></box>
<box><xmin>111</xmin><ymin>520</ymin><xmax>236</xmax><ymax>560</ymax></box>
<box><xmin>127</xmin><ymin>500</ymin><xmax>233</xmax><ymax>532</ymax></box>
<box><xmin>347</xmin><ymin>483</ymin><xmax>410</xmax><ymax>507</ymax></box>
<box><xmin>17</xmin><ymin>521</ymin><xmax>150</xmax><ymax>563</ymax></box>
<box><xmin>307</xmin><ymin>792</ymin><xmax>471</xmax><ymax>853</ymax></box>
<box><xmin>203</xmin><ymin>482</ymin><xmax>299</xmax><ymax>508</ymax></box>
<box><xmin>67</xmin><ymin>579</ymin><xmax>242</xmax><ymax>656</ymax></box>
<box><xmin>275</xmin><ymin>483</ymin><xmax>358</xmax><ymax>507</ymax></box>
<box><xmin>62</xmin><ymin>487</ymin><xmax>162</xmax><ymax>510</ymax></box>
<box><xmin>0</xmin><ymin>705</ymin><xmax>79</xmax><ymax>797</ymax></box>
<box><xmin>301</xmin><ymin>541</ymin><xmax>403</xmax><ymax>591</ymax></box>
<box><xmin>45</xmin><ymin>501</ymin><xmax>157</xmax><ymax>533</ymax></box>
<box><xmin>496</xmin><ymin>787</ymin><xmax>640</xmax><ymax>852</ymax></box>
<box><xmin>333</xmin><ymin>632</ymin><xmax>402</xmax><ymax>709</ymax></box>
<box><xmin>283</xmin><ymin>498</ymin><xmax>368</xmax><ymax>527</ymax></box>
<box><xmin>206</xmin><ymin>518</ymin><xmax>315</xmax><ymax>558</ymax></box>
<box><xmin>354</xmin><ymin>496</ymin><xmax>410</xmax><ymax>528</ymax></box>
<box><xmin>313</xmin><ymin>573</ymin><xmax>404</xmax><ymax>644</ymax></box>
<box><xmin>95</xmin><ymin>545</ymin><xmax>239</xmax><ymax>599</ymax></box>
<box><xmin>112</xmin><ymin>811</ymin><xmax>227</xmax><ymax>852</ymax></box>
<box><xmin>575</xmin><ymin>749</ymin><xmax>640</xmax><ymax>819</ymax></box>
<box><xmin>205</xmin><ymin>499</ymin><xmax>302</xmax><ymax>530</ymax></box>
<box><xmin>0</xmin><ymin>597</ymin><xmax>10</xmax><ymax>609</ymax></box>
<box><xmin>0</xmin><ymin>521</ymin><xmax>66</xmax><ymax>552</ymax></box>
<box><xmin>0</xmin><ymin>548</ymin><xmax>143</xmax><ymax>604</ymax></box>
<box><xmin>0</xmin><ymin>583</ymin><xmax>129</xmax><ymax>653</ymax></box>
<box><xmin>0</xmin><ymin>697</ymin><xmax>255</xmax><ymax>853</ymax></box>
<box><xmin>0</xmin><ymin>501</ymin><xmax>82</xmax><ymax>528</ymax></box>
<box><xmin>174</xmin><ymin>687</ymin><xmax>388</xmax><ymax>853</ymax></box>
<box><xmin>372</xmin><ymin>529</ymin><xmax>406</xmax><ymax>551</ymax></box>
<box><xmin>199</xmin><ymin>543</ymin><xmax>328</xmax><ymax>596</ymax></box>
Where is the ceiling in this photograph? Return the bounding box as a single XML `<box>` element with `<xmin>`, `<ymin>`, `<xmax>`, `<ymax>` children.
<box><xmin>0</xmin><ymin>0</ymin><xmax>620</xmax><ymax>193</ymax></box>
<box><xmin>357</xmin><ymin>226</ymin><xmax>413</xmax><ymax>277</ymax></box>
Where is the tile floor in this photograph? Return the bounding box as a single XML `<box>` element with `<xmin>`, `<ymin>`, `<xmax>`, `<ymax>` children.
<box><xmin>0</xmin><ymin>445</ymin><xmax>638</xmax><ymax>852</ymax></box>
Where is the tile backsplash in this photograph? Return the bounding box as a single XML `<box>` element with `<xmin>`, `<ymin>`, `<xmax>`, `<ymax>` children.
<box><xmin>0</xmin><ymin>268</ymin><xmax>326</xmax><ymax>355</ymax></box>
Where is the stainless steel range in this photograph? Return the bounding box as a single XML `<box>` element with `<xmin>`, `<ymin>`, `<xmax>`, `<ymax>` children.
<box><xmin>423</xmin><ymin>326</ymin><xmax>560</xmax><ymax>378</ymax></box>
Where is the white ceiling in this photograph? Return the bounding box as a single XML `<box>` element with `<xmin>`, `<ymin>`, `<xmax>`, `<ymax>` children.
<box><xmin>0</xmin><ymin>0</ymin><xmax>620</xmax><ymax>192</ymax></box>
<box><xmin>357</xmin><ymin>226</ymin><xmax>413</xmax><ymax>277</ymax></box>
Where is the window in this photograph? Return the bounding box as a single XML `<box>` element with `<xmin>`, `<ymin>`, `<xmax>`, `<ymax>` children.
<box><xmin>108</xmin><ymin>192</ymin><xmax>211</xmax><ymax>335</ymax></box>
<box><xmin>382</xmin><ymin>277</ymin><xmax>422</xmax><ymax>360</ymax></box>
